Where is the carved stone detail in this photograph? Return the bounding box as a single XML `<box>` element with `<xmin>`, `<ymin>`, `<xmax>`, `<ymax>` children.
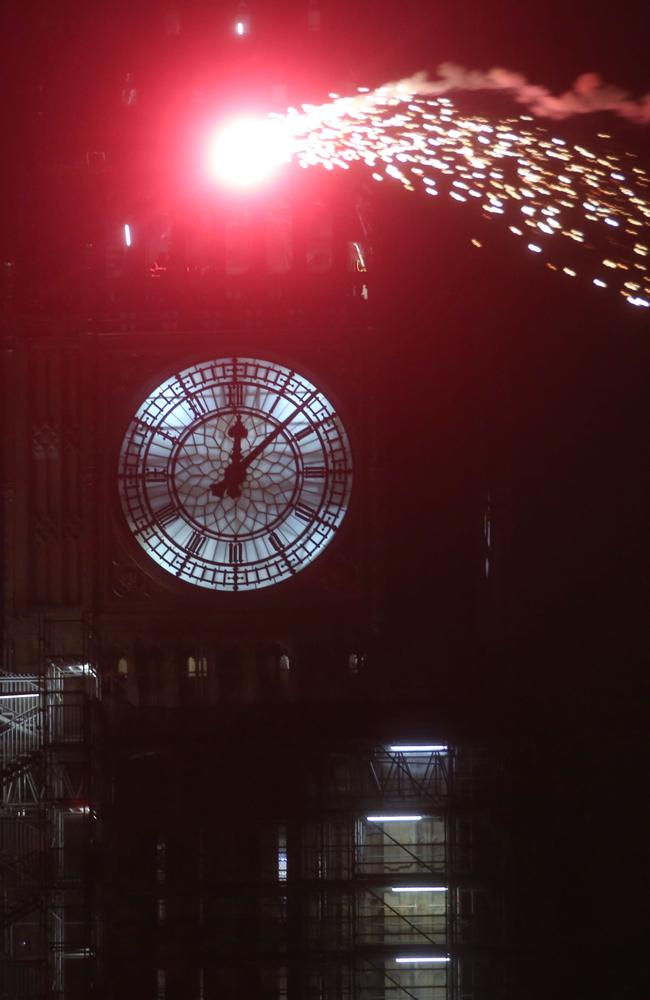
<box><xmin>32</xmin><ymin>422</ymin><xmax>60</xmax><ymax>459</ymax></box>
<box><xmin>33</xmin><ymin>512</ymin><xmax>60</xmax><ymax>545</ymax></box>
<box><xmin>111</xmin><ymin>559</ymin><xmax>152</xmax><ymax>599</ymax></box>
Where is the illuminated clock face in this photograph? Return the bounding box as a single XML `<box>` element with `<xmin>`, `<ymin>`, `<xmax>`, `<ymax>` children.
<box><xmin>118</xmin><ymin>357</ymin><xmax>353</xmax><ymax>592</ymax></box>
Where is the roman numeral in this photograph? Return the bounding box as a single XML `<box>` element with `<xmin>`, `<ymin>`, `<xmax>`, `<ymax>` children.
<box><xmin>228</xmin><ymin>541</ymin><xmax>243</xmax><ymax>564</ymax></box>
<box><xmin>266</xmin><ymin>393</ymin><xmax>281</xmax><ymax>416</ymax></box>
<box><xmin>135</xmin><ymin>418</ymin><xmax>177</xmax><ymax>443</ymax></box>
<box><xmin>187</xmin><ymin>393</ymin><xmax>208</xmax><ymax>419</ymax></box>
<box><xmin>294</xmin><ymin>503</ymin><xmax>316</xmax><ymax>523</ymax></box>
<box><xmin>295</xmin><ymin>414</ymin><xmax>335</xmax><ymax>442</ymax></box>
<box><xmin>267</xmin><ymin>369</ymin><xmax>295</xmax><ymax>416</ymax></box>
<box><xmin>227</xmin><ymin>383</ymin><xmax>244</xmax><ymax>408</ymax></box>
<box><xmin>186</xmin><ymin>531</ymin><xmax>206</xmax><ymax>557</ymax></box>
<box><xmin>157</xmin><ymin>503</ymin><xmax>180</xmax><ymax>527</ymax></box>
<box><xmin>269</xmin><ymin>532</ymin><xmax>296</xmax><ymax>574</ymax></box>
<box><xmin>269</xmin><ymin>532</ymin><xmax>283</xmax><ymax>553</ymax></box>
<box><xmin>144</xmin><ymin>468</ymin><xmax>167</xmax><ymax>482</ymax></box>
<box><xmin>175</xmin><ymin>373</ymin><xmax>209</xmax><ymax>419</ymax></box>
<box><xmin>304</xmin><ymin>466</ymin><xmax>326</xmax><ymax>479</ymax></box>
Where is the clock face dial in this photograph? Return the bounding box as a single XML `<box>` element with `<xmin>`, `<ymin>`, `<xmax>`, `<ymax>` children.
<box><xmin>118</xmin><ymin>357</ymin><xmax>353</xmax><ymax>592</ymax></box>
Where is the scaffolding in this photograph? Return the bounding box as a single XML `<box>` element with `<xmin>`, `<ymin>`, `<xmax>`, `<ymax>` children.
<box><xmin>0</xmin><ymin>620</ymin><xmax>101</xmax><ymax>999</ymax></box>
<box><xmin>109</xmin><ymin>731</ymin><xmax>510</xmax><ymax>1000</ymax></box>
<box><xmin>258</xmin><ymin>743</ymin><xmax>509</xmax><ymax>1000</ymax></box>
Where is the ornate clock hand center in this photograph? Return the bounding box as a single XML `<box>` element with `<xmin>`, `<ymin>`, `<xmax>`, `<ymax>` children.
<box><xmin>211</xmin><ymin>415</ymin><xmax>250</xmax><ymax>500</ymax></box>
<box><xmin>228</xmin><ymin>414</ymin><xmax>248</xmax><ymax>459</ymax></box>
<box><xmin>211</xmin><ymin>401</ymin><xmax>309</xmax><ymax>501</ymax></box>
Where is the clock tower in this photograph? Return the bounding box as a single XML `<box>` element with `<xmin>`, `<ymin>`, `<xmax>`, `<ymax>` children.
<box><xmin>1</xmin><ymin>160</ymin><xmax>510</xmax><ymax>1000</ymax></box>
<box><xmin>1</xmin><ymin>19</ymin><xmax>510</xmax><ymax>1000</ymax></box>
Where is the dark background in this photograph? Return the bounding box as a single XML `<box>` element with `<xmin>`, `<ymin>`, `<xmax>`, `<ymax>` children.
<box><xmin>1</xmin><ymin>2</ymin><xmax>648</xmax><ymax>998</ymax></box>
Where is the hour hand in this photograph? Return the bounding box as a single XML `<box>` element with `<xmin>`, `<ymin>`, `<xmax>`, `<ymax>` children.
<box><xmin>210</xmin><ymin>464</ymin><xmax>245</xmax><ymax>499</ymax></box>
<box><xmin>210</xmin><ymin>414</ymin><xmax>249</xmax><ymax>499</ymax></box>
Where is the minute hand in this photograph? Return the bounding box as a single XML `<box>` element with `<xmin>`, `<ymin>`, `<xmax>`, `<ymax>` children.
<box><xmin>210</xmin><ymin>395</ymin><xmax>315</xmax><ymax>495</ymax></box>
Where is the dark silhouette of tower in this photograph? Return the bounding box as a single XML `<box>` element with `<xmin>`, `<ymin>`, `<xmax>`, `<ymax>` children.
<box><xmin>2</xmin><ymin>5</ymin><xmax>648</xmax><ymax>1000</ymax></box>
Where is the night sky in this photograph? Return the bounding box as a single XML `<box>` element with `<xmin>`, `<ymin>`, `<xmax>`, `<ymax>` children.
<box><xmin>1</xmin><ymin>2</ymin><xmax>648</xmax><ymax>998</ymax></box>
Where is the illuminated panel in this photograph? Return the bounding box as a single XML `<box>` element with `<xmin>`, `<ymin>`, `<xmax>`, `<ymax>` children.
<box><xmin>389</xmin><ymin>744</ymin><xmax>448</xmax><ymax>752</ymax></box>
<box><xmin>395</xmin><ymin>956</ymin><xmax>450</xmax><ymax>963</ymax></box>
<box><xmin>366</xmin><ymin>815</ymin><xmax>423</xmax><ymax>822</ymax></box>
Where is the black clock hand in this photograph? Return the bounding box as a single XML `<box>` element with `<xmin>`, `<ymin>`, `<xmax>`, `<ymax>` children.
<box><xmin>228</xmin><ymin>414</ymin><xmax>248</xmax><ymax>464</ymax></box>
<box><xmin>210</xmin><ymin>394</ymin><xmax>314</xmax><ymax>499</ymax></box>
<box><xmin>211</xmin><ymin>415</ymin><xmax>249</xmax><ymax>499</ymax></box>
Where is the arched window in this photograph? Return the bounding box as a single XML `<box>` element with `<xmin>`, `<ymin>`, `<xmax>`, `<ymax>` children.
<box><xmin>348</xmin><ymin>652</ymin><xmax>366</xmax><ymax>675</ymax></box>
<box><xmin>187</xmin><ymin>655</ymin><xmax>208</xmax><ymax>678</ymax></box>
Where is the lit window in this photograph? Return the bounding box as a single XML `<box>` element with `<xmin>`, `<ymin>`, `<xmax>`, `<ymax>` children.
<box><xmin>117</xmin><ymin>657</ymin><xmax>129</xmax><ymax>676</ymax></box>
<box><xmin>278</xmin><ymin>826</ymin><xmax>288</xmax><ymax>881</ymax></box>
<box><xmin>187</xmin><ymin>655</ymin><xmax>208</xmax><ymax>678</ymax></box>
<box><xmin>348</xmin><ymin>652</ymin><xmax>367</xmax><ymax>674</ymax></box>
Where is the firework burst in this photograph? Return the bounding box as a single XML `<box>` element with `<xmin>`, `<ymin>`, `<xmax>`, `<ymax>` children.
<box><xmin>274</xmin><ymin>83</ymin><xmax>650</xmax><ymax>309</ymax></box>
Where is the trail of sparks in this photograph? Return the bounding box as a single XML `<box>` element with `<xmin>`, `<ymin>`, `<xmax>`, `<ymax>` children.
<box><xmin>276</xmin><ymin>87</ymin><xmax>650</xmax><ymax>309</ymax></box>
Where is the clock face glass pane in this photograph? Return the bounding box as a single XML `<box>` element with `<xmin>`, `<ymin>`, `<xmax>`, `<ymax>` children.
<box><xmin>118</xmin><ymin>357</ymin><xmax>353</xmax><ymax>591</ymax></box>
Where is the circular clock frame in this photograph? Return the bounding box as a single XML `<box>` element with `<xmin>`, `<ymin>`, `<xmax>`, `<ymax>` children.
<box><xmin>117</xmin><ymin>356</ymin><xmax>353</xmax><ymax>593</ymax></box>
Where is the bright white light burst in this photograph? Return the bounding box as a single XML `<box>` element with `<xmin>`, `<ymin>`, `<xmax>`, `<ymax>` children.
<box><xmin>207</xmin><ymin>117</ymin><xmax>294</xmax><ymax>187</ymax></box>
<box><xmin>269</xmin><ymin>86</ymin><xmax>650</xmax><ymax>309</ymax></box>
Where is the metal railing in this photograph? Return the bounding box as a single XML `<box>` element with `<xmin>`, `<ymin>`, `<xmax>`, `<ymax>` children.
<box><xmin>0</xmin><ymin>659</ymin><xmax>99</xmax><ymax>999</ymax></box>
<box><xmin>0</xmin><ymin>705</ymin><xmax>42</xmax><ymax>779</ymax></box>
